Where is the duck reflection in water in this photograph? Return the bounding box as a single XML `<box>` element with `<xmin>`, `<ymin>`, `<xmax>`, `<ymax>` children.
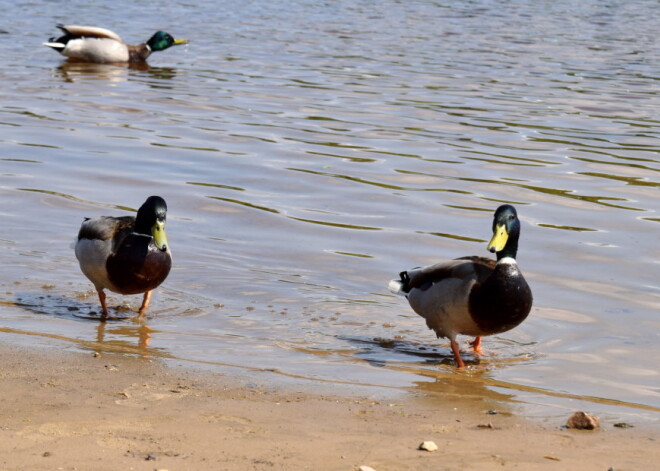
<box><xmin>53</xmin><ymin>61</ymin><xmax>179</xmax><ymax>83</ymax></box>
<box><xmin>95</xmin><ymin>318</ymin><xmax>153</xmax><ymax>354</ymax></box>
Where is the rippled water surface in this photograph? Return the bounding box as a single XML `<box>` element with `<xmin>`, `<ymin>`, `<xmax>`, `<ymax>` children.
<box><xmin>1</xmin><ymin>0</ymin><xmax>659</xmax><ymax>424</ymax></box>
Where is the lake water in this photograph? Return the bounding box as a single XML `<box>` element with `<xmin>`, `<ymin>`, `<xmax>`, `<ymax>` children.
<box><xmin>1</xmin><ymin>0</ymin><xmax>659</xmax><ymax>425</ymax></box>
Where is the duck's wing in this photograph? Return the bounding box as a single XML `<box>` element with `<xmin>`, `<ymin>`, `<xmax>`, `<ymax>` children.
<box><xmin>389</xmin><ymin>257</ymin><xmax>494</xmax><ymax>339</ymax></box>
<box><xmin>77</xmin><ymin>216</ymin><xmax>134</xmax><ymax>246</ymax></box>
<box><xmin>454</xmin><ymin>256</ymin><xmax>496</xmax><ymax>279</ymax></box>
<box><xmin>390</xmin><ymin>256</ymin><xmax>495</xmax><ymax>295</ymax></box>
<box><xmin>75</xmin><ymin>216</ymin><xmax>133</xmax><ymax>293</ymax></box>
<box><xmin>56</xmin><ymin>25</ymin><xmax>124</xmax><ymax>42</ymax></box>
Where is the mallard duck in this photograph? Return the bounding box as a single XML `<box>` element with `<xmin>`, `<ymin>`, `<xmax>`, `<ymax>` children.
<box><xmin>43</xmin><ymin>25</ymin><xmax>188</xmax><ymax>63</ymax></box>
<box><xmin>389</xmin><ymin>204</ymin><xmax>533</xmax><ymax>368</ymax></box>
<box><xmin>75</xmin><ymin>196</ymin><xmax>172</xmax><ymax>317</ymax></box>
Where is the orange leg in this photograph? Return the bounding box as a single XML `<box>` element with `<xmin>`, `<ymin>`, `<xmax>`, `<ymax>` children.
<box><xmin>138</xmin><ymin>290</ymin><xmax>152</xmax><ymax>316</ymax></box>
<box><xmin>450</xmin><ymin>339</ymin><xmax>466</xmax><ymax>369</ymax></box>
<box><xmin>97</xmin><ymin>290</ymin><xmax>109</xmax><ymax>317</ymax></box>
<box><xmin>470</xmin><ymin>336</ymin><xmax>483</xmax><ymax>354</ymax></box>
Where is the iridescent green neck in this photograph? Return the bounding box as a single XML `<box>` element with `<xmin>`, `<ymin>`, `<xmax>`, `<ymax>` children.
<box><xmin>497</xmin><ymin>239</ymin><xmax>518</xmax><ymax>261</ymax></box>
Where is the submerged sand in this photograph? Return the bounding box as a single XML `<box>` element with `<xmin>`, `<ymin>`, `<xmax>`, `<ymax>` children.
<box><xmin>0</xmin><ymin>343</ymin><xmax>657</xmax><ymax>471</ymax></box>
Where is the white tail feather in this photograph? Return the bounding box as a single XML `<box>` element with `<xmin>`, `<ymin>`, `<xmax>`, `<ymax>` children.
<box><xmin>43</xmin><ymin>41</ymin><xmax>65</xmax><ymax>49</ymax></box>
<box><xmin>388</xmin><ymin>279</ymin><xmax>404</xmax><ymax>295</ymax></box>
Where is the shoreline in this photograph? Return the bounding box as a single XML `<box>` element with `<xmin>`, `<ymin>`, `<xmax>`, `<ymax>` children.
<box><xmin>1</xmin><ymin>342</ymin><xmax>657</xmax><ymax>470</ymax></box>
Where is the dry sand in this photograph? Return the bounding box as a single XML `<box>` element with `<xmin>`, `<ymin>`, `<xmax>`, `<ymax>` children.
<box><xmin>0</xmin><ymin>343</ymin><xmax>657</xmax><ymax>471</ymax></box>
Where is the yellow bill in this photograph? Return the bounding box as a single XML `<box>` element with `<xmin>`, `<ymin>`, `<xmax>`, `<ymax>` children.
<box><xmin>152</xmin><ymin>220</ymin><xmax>169</xmax><ymax>251</ymax></box>
<box><xmin>487</xmin><ymin>223</ymin><xmax>508</xmax><ymax>253</ymax></box>
<box><xmin>173</xmin><ymin>38</ymin><xmax>189</xmax><ymax>46</ymax></box>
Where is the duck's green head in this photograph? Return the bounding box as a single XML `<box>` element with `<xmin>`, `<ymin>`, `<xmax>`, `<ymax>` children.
<box><xmin>136</xmin><ymin>196</ymin><xmax>169</xmax><ymax>252</ymax></box>
<box><xmin>147</xmin><ymin>31</ymin><xmax>189</xmax><ymax>52</ymax></box>
<box><xmin>487</xmin><ymin>204</ymin><xmax>521</xmax><ymax>260</ymax></box>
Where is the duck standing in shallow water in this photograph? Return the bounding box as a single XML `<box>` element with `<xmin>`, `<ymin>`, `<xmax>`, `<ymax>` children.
<box><xmin>389</xmin><ymin>205</ymin><xmax>533</xmax><ymax>368</ymax></box>
<box><xmin>43</xmin><ymin>25</ymin><xmax>188</xmax><ymax>63</ymax></box>
<box><xmin>75</xmin><ymin>196</ymin><xmax>172</xmax><ymax>317</ymax></box>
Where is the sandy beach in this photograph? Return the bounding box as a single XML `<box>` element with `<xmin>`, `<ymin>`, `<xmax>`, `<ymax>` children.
<box><xmin>0</xmin><ymin>343</ymin><xmax>657</xmax><ymax>471</ymax></box>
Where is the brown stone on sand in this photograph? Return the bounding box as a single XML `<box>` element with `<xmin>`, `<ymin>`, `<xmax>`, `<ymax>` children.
<box><xmin>566</xmin><ymin>411</ymin><xmax>600</xmax><ymax>430</ymax></box>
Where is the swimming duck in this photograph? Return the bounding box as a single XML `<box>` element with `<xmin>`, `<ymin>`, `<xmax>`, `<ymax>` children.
<box><xmin>43</xmin><ymin>25</ymin><xmax>188</xmax><ymax>63</ymax></box>
<box><xmin>389</xmin><ymin>204</ymin><xmax>533</xmax><ymax>368</ymax></box>
<box><xmin>75</xmin><ymin>196</ymin><xmax>172</xmax><ymax>317</ymax></box>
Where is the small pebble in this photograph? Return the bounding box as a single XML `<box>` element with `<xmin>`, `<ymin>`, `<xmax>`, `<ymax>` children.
<box><xmin>418</xmin><ymin>441</ymin><xmax>438</xmax><ymax>452</ymax></box>
<box><xmin>358</xmin><ymin>466</ymin><xmax>376</xmax><ymax>471</ymax></box>
<box><xmin>566</xmin><ymin>411</ymin><xmax>600</xmax><ymax>430</ymax></box>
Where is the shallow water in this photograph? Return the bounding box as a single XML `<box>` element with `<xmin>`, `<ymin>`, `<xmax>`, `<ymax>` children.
<box><xmin>1</xmin><ymin>0</ymin><xmax>659</xmax><ymax>424</ymax></box>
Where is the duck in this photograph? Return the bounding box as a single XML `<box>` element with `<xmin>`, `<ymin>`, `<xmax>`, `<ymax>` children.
<box><xmin>75</xmin><ymin>196</ymin><xmax>172</xmax><ymax>317</ymax></box>
<box><xmin>43</xmin><ymin>25</ymin><xmax>188</xmax><ymax>63</ymax></box>
<box><xmin>389</xmin><ymin>204</ymin><xmax>533</xmax><ymax>368</ymax></box>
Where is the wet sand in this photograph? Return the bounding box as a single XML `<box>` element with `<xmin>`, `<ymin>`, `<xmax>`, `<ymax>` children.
<box><xmin>0</xmin><ymin>343</ymin><xmax>657</xmax><ymax>471</ymax></box>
